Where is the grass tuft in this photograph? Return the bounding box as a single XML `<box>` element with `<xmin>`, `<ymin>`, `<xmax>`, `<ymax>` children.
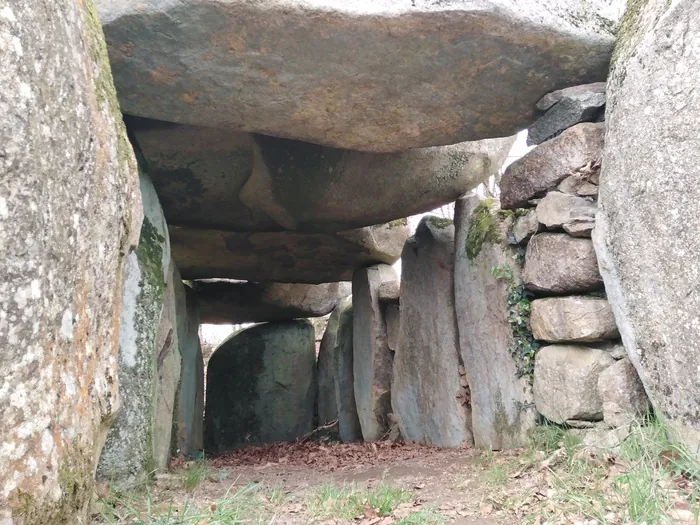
<box><xmin>307</xmin><ymin>481</ymin><xmax>412</xmax><ymax>519</ymax></box>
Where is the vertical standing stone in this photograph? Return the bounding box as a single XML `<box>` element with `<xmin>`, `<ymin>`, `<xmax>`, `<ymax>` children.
<box><xmin>334</xmin><ymin>299</ymin><xmax>363</xmax><ymax>442</ymax></box>
<box><xmin>152</xmin><ymin>262</ymin><xmax>182</xmax><ymax>472</ymax></box>
<box><xmin>593</xmin><ymin>0</ymin><xmax>700</xmax><ymax>452</ymax></box>
<box><xmin>454</xmin><ymin>196</ymin><xmax>537</xmax><ymax>450</ymax></box>
<box><xmin>97</xmin><ymin>173</ymin><xmax>171</xmax><ymax>490</ymax></box>
<box><xmin>352</xmin><ymin>264</ymin><xmax>398</xmax><ymax>441</ymax></box>
<box><xmin>317</xmin><ymin>312</ymin><xmax>340</xmax><ymax>425</ymax></box>
<box><xmin>204</xmin><ymin>320</ymin><xmax>317</xmax><ymax>452</ymax></box>
<box><xmin>393</xmin><ymin>217</ymin><xmax>471</xmax><ymax>447</ymax></box>
<box><xmin>172</xmin><ymin>284</ymin><xmax>204</xmax><ymax>457</ymax></box>
<box><xmin>0</xmin><ymin>0</ymin><xmax>141</xmax><ymax>520</ymax></box>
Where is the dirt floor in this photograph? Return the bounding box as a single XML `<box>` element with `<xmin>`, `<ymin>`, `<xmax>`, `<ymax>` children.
<box><xmin>92</xmin><ymin>427</ymin><xmax>700</xmax><ymax>525</ymax></box>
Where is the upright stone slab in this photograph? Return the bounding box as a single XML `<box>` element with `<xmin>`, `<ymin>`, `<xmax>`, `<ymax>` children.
<box><xmin>204</xmin><ymin>321</ymin><xmax>316</xmax><ymax>452</ymax></box>
<box><xmin>454</xmin><ymin>197</ymin><xmax>536</xmax><ymax>450</ymax></box>
<box><xmin>152</xmin><ymin>261</ymin><xmax>182</xmax><ymax>471</ymax></box>
<box><xmin>334</xmin><ymin>299</ymin><xmax>363</xmax><ymax>442</ymax></box>
<box><xmin>593</xmin><ymin>0</ymin><xmax>700</xmax><ymax>451</ymax></box>
<box><xmin>393</xmin><ymin>217</ymin><xmax>471</xmax><ymax>447</ymax></box>
<box><xmin>353</xmin><ymin>265</ymin><xmax>398</xmax><ymax>441</ymax></box>
<box><xmin>0</xmin><ymin>0</ymin><xmax>140</xmax><ymax>520</ymax></box>
<box><xmin>172</xmin><ymin>284</ymin><xmax>204</xmax><ymax>457</ymax></box>
<box><xmin>317</xmin><ymin>311</ymin><xmax>340</xmax><ymax>425</ymax></box>
<box><xmin>97</xmin><ymin>173</ymin><xmax>171</xmax><ymax>490</ymax></box>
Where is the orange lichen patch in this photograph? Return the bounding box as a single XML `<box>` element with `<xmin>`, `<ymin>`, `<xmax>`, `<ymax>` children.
<box><xmin>180</xmin><ymin>91</ymin><xmax>201</xmax><ymax>104</ymax></box>
<box><xmin>212</xmin><ymin>28</ymin><xmax>248</xmax><ymax>53</ymax></box>
<box><xmin>150</xmin><ymin>66</ymin><xmax>179</xmax><ymax>84</ymax></box>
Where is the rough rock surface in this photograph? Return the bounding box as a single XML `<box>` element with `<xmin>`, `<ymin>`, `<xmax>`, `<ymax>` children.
<box><xmin>454</xmin><ymin>198</ymin><xmax>536</xmax><ymax>449</ymax></box>
<box><xmin>598</xmin><ymin>358</ymin><xmax>649</xmax><ymax>428</ymax></box>
<box><xmin>533</xmin><ymin>345</ymin><xmax>614</xmax><ymax>424</ymax></box>
<box><xmin>131</xmin><ymin>120</ymin><xmax>513</xmax><ymax>232</ymax></box>
<box><xmin>353</xmin><ymin>265</ymin><xmax>398</xmax><ymax>441</ymax></box>
<box><xmin>536</xmin><ymin>191</ymin><xmax>597</xmax><ymax>237</ymax></box>
<box><xmin>204</xmin><ymin>321</ymin><xmax>316</xmax><ymax>452</ymax></box>
<box><xmin>97</xmin><ymin>174</ymin><xmax>170</xmax><ymax>490</ymax></box>
<box><xmin>0</xmin><ymin>0</ymin><xmax>141</xmax><ymax>520</ymax></box>
<box><xmin>528</xmin><ymin>85</ymin><xmax>606</xmax><ymax>145</ymax></box>
<box><xmin>152</xmin><ymin>262</ymin><xmax>183</xmax><ymax>472</ymax></box>
<box><xmin>531</xmin><ymin>297</ymin><xmax>619</xmax><ymax>343</ymax></box>
<box><xmin>385</xmin><ymin>304</ymin><xmax>400</xmax><ymax>353</ymax></box>
<box><xmin>512</xmin><ymin>210</ymin><xmax>541</xmax><ymax>245</ymax></box>
<box><xmin>558</xmin><ymin>175</ymin><xmax>599</xmax><ymax>197</ymax></box>
<box><xmin>171</xmin><ymin>222</ymin><xmax>409</xmax><ymax>283</ymax></box>
<box><xmin>317</xmin><ymin>310</ymin><xmax>340</xmax><ymax>425</ymax></box>
<box><xmin>97</xmin><ymin>0</ymin><xmax>620</xmax><ymax>151</ymax></box>
<box><xmin>593</xmin><ymin>0</ymin><xmax>700</xmax><ymax>450</ymax></box>
<box><xmin>197</xmin><ymin>281</ymin><xmax>350</xmax><ymax>324</ymax></box>
<box><xmin>332</xmin><ymin>299</ymin><xmax>363</xmax><ymax>442</ymax></box>
<box><xmin>500</xmin><ymin>123</ymin><xmax>605</xmax><ymax>209</ymax></box>
<box><xmin>536</xmin><ymin>82</ymin><xmax>607</xmax><ymax>111</ymax></box>
<box><xmin>172</xmin><ymin>284</ymin><xmax>204</xmax><ymax>457</ymax></box>
<box><xmin>393</xmin><ymin>217</ymin><xmax>471</xmax><ymax>447</ymax></box>
<box><xmin>523</xmin><ymin>234</ymin><xmax>603</xmax><ymax>294</ymax></box>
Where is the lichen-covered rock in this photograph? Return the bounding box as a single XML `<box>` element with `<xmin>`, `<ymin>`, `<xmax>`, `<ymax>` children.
<box><xmin>528</xmin><ymin>84</ymin><xmax>606</xmax><ymax>145</ymax></box>
<box><xmin>523</xmin><ymin>234</ymin><xmax>603</xmax><ymax>294</ymax></box>
<box><xmin>536</xmin><ymin>192</ymin><xmax>597</xmax><ymax>238</ymax></box>
<box><xmin>454</xmin><ymin>197</ymin><xmax>536</xmax><ymax>450</ymax></box>
<box><xmin>152</xmin><ymin>262</ymin><xmax>183</xmax><ymax>472</ymax></box>
<box><xmin>500</xmin><ymin>123</ymin><xmax>605</xmax><ymax>209</ymax></box>
<box><xmin>598</xmin><ymin>358</ymin><xmax>649</xmax><ymax>428</ymax></box>
<box><xmin>533</xmin><ymin>345</ymin><xmax>615</xmax><ymax>424</ymax></box>
<box><xmin>97</xmin><ymin>173</ymin><xmax>171</xmax><ymax>490</ymax></box>
<box><xmin>393</xmin><ymin>217</ymin><xmax>471</xmax><ymax>447</ymax></box>
<box><xmin>332</xmin><ymin>299</ymin><xmax>363</xmax><ymax>442</ymax></box>
<box><xmin>170</xmin><ymin>222</ymin><xmax>409</xmax><ymax>284</ymax></box>
<box><xmin>204</xmin><ymin>321</ymin><xmax>316</xmax><ymax>452</ymax></box>
<box><xmin>97</xmin><ymin>0</ymin><xmax>621</xmax><ymax>151</ymax></box>
<box><xmin>0</xmin><ymin>0</ymin><xmax>141</xmax><ymax>520</ymax></box>
<box><xmin>531</xmin><ymin>297</ymin><xmax>619</xmax><ymax>343</ymax></box>
<box><xmin>593</xmin><ymin>0</ymin><xmax>700</xmax><ymax>451</ymax></box>
<box><xmin>318</xmin><ymin>312</ymin><xmax>340</xmax><ymax>425</ymax></box>
<box><xmin>197</xmin><ymin>281</ymin><xmax>350</xmax><ymax>324</ymax></box>
<box><xmin>172</xmin><ymin>284</ymin><xmax>204</xmax><ymax>458</ymax></box>
<box><xmin>353</xmin><ymin>265</ymin><xmax>398</xmax><ymax>441</ymax></box>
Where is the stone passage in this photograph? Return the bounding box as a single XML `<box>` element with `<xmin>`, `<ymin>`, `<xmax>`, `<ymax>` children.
<box><xmin>204</xmin><ymin>321</ymin><xmax>317</xmax><ymax>452</ymax></box>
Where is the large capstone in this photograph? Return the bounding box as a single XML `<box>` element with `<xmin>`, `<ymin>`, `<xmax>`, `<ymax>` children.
<box><xmin>393</xmin><ymin>217</ymin><xmax>472</xmax><ymax>447</ymax></box>
<box><xmin>204</xmin><ymin>321</ymin><xmax>316</xmax><ymax>452</ymax></box>
<box><xmin>97</xmin><ymin>173</ymin><xmax>172</xmax><ymax>490</ymax></box>
<box><xmin>593</xmin><ymin>0</ymin><xmax>700</xmax><ymax>450</ymax></box>
<box><xmin>132</xmin><ymin>119</ymin><xmax>514</xmax><ymax>232</ymax></box>
<box><xmin>170</xmin><ymin>222</ymin><xmax>409</xmax><ymax>284</ymax></box>
<box><xmin>0</xmin><ymin>0</ymin><xmax>141</xmax><ymax>520</ymax></box>
<box><xmin>352</xmin><ymin>264</ymin><xmax>398</xmax><ymax>441</ymax></box>
<box><xmin>196</xmin><ymin>280</ymin><xmax>350</xmax><ymax>324</ymax></box>
<box><xmin>454</xmin><ymin>197</ymin><xmax>537</xmax><ymax>450</ymax></box>
<box><xmin>96</xmin><ymin>0</ymin><xmax>621</xmax><ymax>151</ymax></box>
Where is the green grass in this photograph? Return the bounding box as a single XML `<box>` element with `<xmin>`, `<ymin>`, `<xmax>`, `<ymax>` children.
<box><xmin>395</xmin><ymin>507</ymin><xmax>447</xmax><ymax>524</ymax></box>
<box><xmin>181</xmin><ymin>460</ymin><xmax>211</xmax><ymax>491</ymax></box>
<box><xmin>96</xmin><ymin>483</ymin><xmax>283</xmax><ymax>524</ymax></box>
<box><xmin>486</xmin><ymin>463</ymin><xmax>509</xmax><ymax>486</ymax></box>
<box><xmin>307</xmin><ymin>481</ymin><xmax>412</xmax><ymax>519</ymax></box>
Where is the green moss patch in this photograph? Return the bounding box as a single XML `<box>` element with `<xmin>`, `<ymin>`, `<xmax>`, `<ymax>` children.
<box><xmin>465</xmin><ymin>199</ymin><xmax>501</xmax><ymax>261</ymax></box>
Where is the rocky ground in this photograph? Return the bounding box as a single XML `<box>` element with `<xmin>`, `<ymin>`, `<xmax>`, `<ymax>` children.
<box><xmin>92</xmin><ymin>423</ymin><xmax>700</xmax><ymax>525</ymax></box>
